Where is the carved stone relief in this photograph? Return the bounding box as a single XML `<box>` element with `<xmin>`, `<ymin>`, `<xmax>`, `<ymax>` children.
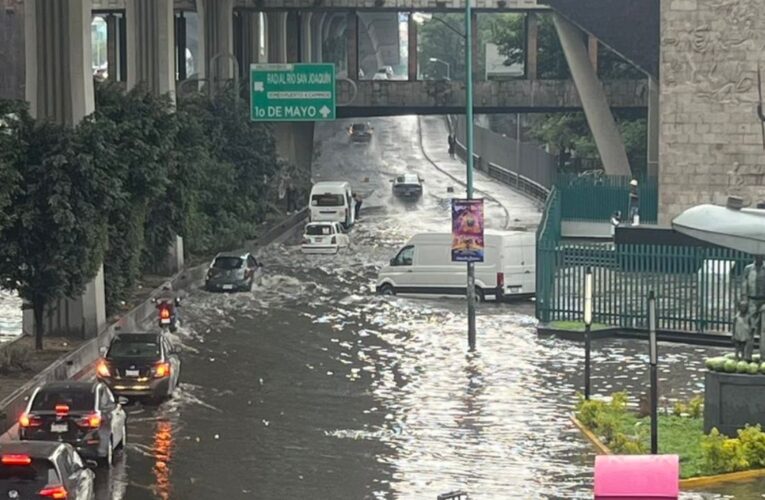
<box><xmin>662</xmin><ymin>0</ymin><xmax>759</xmax><ymax>104</ymax></box>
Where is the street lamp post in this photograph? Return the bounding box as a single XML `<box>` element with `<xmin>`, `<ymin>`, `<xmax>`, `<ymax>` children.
<box><xmin>648</xmin><ymin>290</ymin><xmax>658</xmax><ymax>454</ymax></box>
<box><xmin>583</xmin><ymin>267</ymin><xmax>593</xmax><ymax>399</ymax></box>
<box><xmin>429</xmin><ymin>57</ymin><xmax>451</xmax><ymax>80</ymax></box>
<box><xmin>465</xmin><ymin>0</ymin><xmax>477</xmax><ymax>351</ymax></box>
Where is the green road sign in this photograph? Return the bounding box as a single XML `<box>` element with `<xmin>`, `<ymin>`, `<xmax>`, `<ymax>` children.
<box><xmin>250</xmin><ymin>63</ymin><xmax>336</xmax><ymax>122</ymax></box>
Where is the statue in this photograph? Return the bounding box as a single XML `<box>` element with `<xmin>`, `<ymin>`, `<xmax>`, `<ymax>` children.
<box><xmin>741</xmin><ymin>255</ymin><xmax>765</xmax><ymax>359</ymax></box>
<box><xmin>732</xmin><ymin>300</ymin><xmax>753</xmax><ymax>361</ymax></box>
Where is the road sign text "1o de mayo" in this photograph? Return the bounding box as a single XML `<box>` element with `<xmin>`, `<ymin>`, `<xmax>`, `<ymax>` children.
<box><xmin>250</xmin><ymin>63</ymin><xmax>336</xmax><ymax>122</ymax></box>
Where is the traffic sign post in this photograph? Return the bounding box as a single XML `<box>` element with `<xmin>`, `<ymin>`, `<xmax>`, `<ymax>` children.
<box><xmin>250</xmin><ymin>63</ymin><xmax>336</xmax><ymax>122</ymax></box>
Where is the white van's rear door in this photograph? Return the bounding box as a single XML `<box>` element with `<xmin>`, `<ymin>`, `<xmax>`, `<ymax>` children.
<box><xmin>501</xmin><ymin>237</ymin><xmax>528</xmax><ymax>295</ymax></box>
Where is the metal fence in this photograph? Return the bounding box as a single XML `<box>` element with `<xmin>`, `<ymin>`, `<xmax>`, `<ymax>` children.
<box><xmin>451</xmin><ymin>115</ymin><xmax>557</xmax><ymax>193</ymax></box>
<box><xmin>555</xmin><ymin>173</ymin><xmax>658</xmax><ymax>224</ymax></box>
<box><xmin>536</xmin><ymin>239</ymin><xmax>752</xmax><ymax>333</ymax></box>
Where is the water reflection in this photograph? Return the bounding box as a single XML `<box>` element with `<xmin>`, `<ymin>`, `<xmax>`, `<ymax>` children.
<box><xmin>152</xmin><ymin>418</ymin><xmax>174</xmax><ymax>499</ymax></box>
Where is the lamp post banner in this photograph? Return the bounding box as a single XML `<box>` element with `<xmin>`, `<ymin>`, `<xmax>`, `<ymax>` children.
<box><xmin>451</xmin><ymin>198</ymin><xmax>484</xmax><ymax>262</ymax></box>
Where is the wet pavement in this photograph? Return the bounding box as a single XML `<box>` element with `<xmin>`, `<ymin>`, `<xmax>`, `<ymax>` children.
<box><xmin>6</xmin><ymin>116</ymin><xmax>765</xmax><ymax>498</ymax></box>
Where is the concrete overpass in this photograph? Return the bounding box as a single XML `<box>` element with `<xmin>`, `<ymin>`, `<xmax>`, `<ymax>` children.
<box><xmin>0</xmin><ymin>0</ymin><xmax>647</xmax><ymax>339</ymax></box>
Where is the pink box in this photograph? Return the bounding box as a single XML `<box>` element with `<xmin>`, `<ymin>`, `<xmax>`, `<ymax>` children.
<box><xmin>594</xmin><ymin>455</ymin><xmax>679</xmax><ymax>499</ymax></box>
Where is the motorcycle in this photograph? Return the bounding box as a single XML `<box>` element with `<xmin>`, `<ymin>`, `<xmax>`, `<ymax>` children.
<box><xmin>152</xmin><ymin>297</ymin><xmax>181</xmax><ymax>333</ymax></box>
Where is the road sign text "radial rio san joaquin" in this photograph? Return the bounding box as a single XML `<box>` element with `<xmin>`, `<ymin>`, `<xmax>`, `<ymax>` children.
<box><xmin>250</xmin><ymin>63</ymin><xmax>336</xmax><ymax>122</ymax></box>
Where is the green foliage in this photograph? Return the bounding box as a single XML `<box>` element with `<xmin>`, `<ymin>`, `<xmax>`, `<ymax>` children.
<box><xmin>701</xmin><ymin>428</ymin><xmax>750</xmax><ymax>475</ymax></box>
<box><xmin>0</xmin><ymin>100</ymin><xmax>23</xmax><ymax>234</ymax></box>
<box><xmin>737</xmin><ymin>425</ymin><xmax>765</xmax><ymax>469</ymax></box>
<box><xmin>611</xmin><ymin>431</ymin><xmax>648</xmax><ymax>454</ymax></box>
<box><xmin>490</xmin><ymin>13</ymin><xmax>568</xmax><ymax>79</ymax></box>
<box><xmin>0</xmin><ymin>103</ymin><xmax>113</xmax><ymax>349</ymax></box>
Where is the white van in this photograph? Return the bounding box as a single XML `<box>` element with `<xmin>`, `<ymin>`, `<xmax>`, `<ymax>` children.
<box><xmin>375</xmin><ymin>231</ymin><xmax>535</xmax><ymax>301</ymax></box>
<box><xmin>309</xmin><ymin>181</ymin><xmax>355</xmax><ymax>228</ymax></box>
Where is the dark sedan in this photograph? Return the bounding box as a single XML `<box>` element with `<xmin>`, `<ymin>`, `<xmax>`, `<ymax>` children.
<box><xmin>205</xmin><ymin>252</ymin><xmax>263</xmax><ymax>292</ymax></box>
<box><xmin>97</xmin><ymin>332</ymin><xmax>181</xmax><ymax>403</ymax></box>
<box><xmin>348</xmin><ymin>122</ymin><xmax>373</xmax><ymax>142</ymax></box>
<box><xmin>392</xmin><ymin>174</ymin><xmax>424</xmax><ymax>200</ymax></box>
<box><xmin>19</xmin><ymin>381</ymin><xmax>127</xmax><ymax>467</ymax></box>
<box><xmin>0</xmin><ymin>441</ymin><xmax>95</xmax><ymax>499</ymax></box>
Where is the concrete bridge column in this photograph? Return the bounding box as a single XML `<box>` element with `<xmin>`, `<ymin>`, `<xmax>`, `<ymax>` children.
<box><xmin>23</xmin><ymin>0</ymin><xmax>106</xmax><ymax>339</ymax></box>
<box><xmin>525</xmin><ymin>12</ymin><xmax>538</xmax><ymax>80</ymax></box>
<box><xmin>126</xmin><ymin>0</ymin><xmax>175</xmax><ymax>98</ymax></box>
<box><xmin>588</xmin><ymin>35</ymin><xmax>598</xmax><ymax>71</ymax></box>
<box><xmin>311</xmin><ymin>12</ymin><xmax>325</xmax><ymax>62</ymax></box>
<box><xmin>647</xmin><ymin>75</ymin><xmax>659</xmax><ymax>178</ymax></box>
<box><xmin>346</xmin><ymin>12</ymin><xmax>358</xmax><ymax>79</ymax></box>
<box><xmin>233</xmin><ymin>10</ymin><xmax>263</xmax><ymax>77</ymax></box>
<box><xmin>407</xmin><ymin>14</ymin><xmax>417</xmax><ymax>81</ymax></box>
<box><xmin>286</xmin><ymin>11</ymin><xmax>300</xmax><ymax>62</ymax></box>
<box><xmin>267</xmin><ymin>12</ymin><xmax>287</xmax><ymax>63</ymax></box>
<box><xmin>198</xmin><ymin>0</ymin><xmax>235</xmax><ymax>81</ymax></box>
<box><xmin>553</xmin><ymin>13</ymin><xmax>631</xmax><ymax>176</ymax></box>
<box><xmin>301</xmin><ymin>12</ymin><xmax>312</xmax><ymax>62</ymax></box>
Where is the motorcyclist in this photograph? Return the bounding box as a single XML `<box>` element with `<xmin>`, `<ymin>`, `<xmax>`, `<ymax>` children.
<box><xmin>154</xmin><ymin>283</ymin><xmax>181</xmax><ymax>332</ymax></box>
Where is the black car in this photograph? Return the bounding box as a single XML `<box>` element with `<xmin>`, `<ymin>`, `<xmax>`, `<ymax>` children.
<box><xmin>205</xmin><ymin>252</ymin><xmax>263</xmax><ymax>292</ymax></box>
<box><xmin>0</xmin><ymin>441</ymin><xmax>95</xmax><ymax>499</ymax></box>
<box><xmin>19</xmin><ymin>381</ymin><xmax>127</xmax><ymax>467</ymax></box>
<box><xmin>97</xmin><ymin>333</ymin><xmax>181</xmax><ymax>402</ymax></box>
<box><xmin>348</xmin><ymin>122</ymin><xmax>373</xmax><ymax>142</ymax></box>
<box><xmin>392</xmin><ymin>174</ymin><xmax>424</xmax><ymax>200</ymax></box>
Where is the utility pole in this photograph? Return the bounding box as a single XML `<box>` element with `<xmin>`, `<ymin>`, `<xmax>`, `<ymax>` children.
<box><xmin>648</xmin><ymin>291</ymin><xmax>658</xmax><ymax>454</ymax></box>
<box><xmin>583</xmin><ymin>267</ymin><xmax>593</xmax><ymax>399</ymax></box>
<box><xmin>465</xmin><ymin>0</ymin><xmax>476</xmax><ymax>351</ymax></box>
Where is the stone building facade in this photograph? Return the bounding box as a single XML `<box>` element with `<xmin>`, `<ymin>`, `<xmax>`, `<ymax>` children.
<box><xmin>660</xmin><ymin>0</ymin><xmax>765</xmax><ymax>223</ymax></box>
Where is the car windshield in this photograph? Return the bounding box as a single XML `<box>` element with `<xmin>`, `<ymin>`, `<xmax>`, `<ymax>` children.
<box><xmin>312</xmin><ymin>194</ymin><xmax>345</xmax><ymax>207</ymax></box>
<box><xmin>306</xmin><ymin>225</ymin><xmax>334</xmax><ymax>236</ymax></box>
<box><xmin>213</xmin><ymin>257</ymin><xmax>243</xmax><ymax>270</ymax></box>
<box><xmin>31</xmin><ymin>390</ymin><xmax>94</xmax><ymax>412</ymax></box>
<box><xmin>351</xmin><ymin>124</ymin><xmax>367</xmax><ymax>132</ymax></box>
<box><xmin>108</xmin><ymin>340</ymin><xmax>160</xmax><ymax>359</ymax></box>
<box><xmin>396</xmin><ymin>175</ymin><xmax>419</xmax><ymax>185</ymax></box>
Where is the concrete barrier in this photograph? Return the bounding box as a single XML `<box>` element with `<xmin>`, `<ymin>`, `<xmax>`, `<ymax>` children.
<box><xmin>0</xmin><ymin>209</ymin><xmax>308</xmax><ymax>436</ymax></box>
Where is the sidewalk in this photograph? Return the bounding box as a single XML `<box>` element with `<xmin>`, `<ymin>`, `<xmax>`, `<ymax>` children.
<box><xmin>418</xmin><ymin>115</ymin><xmax>542</xmax><ymax>231</ymax></box>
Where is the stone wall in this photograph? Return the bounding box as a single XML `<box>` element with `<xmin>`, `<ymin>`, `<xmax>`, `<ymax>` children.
<box><xmin>660</xmin><ymin>0</ymin><xmax>765</xmax><ymax>224</ymax></box>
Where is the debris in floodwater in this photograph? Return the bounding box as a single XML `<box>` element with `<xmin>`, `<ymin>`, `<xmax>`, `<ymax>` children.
<box><xmin>262</xmin><ymin>419</ymin><xmax>270</xmax><ymax>427</ymax></box>
<box><xmin>209</xmin><ymin>358</ymin><xmax>215</xmax><ymax>362</ymax></box>
<box><xmin>214</xmin><ymin>434</ymin><xmax>220</xmax><ymax>440</ymax></box>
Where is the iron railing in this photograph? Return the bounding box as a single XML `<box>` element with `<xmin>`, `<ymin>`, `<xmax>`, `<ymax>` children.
<box><xmin>536</xmin><ymin>241</ymin><xmax>752</xmax><ymax>333</ymax></box>
<box><xmin>555</xmin><ymin>173</ymin><xmax>658</xmax><ymax>224</ymax></box>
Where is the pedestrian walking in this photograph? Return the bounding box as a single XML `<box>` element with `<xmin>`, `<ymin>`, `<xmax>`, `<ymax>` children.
<box><xmin>448</xmin><ymin>134</ymin><xmax>456</xmax><ymax>159</ymax></box>
<box><xmin>353</xmin><ymin>192</ymin><xmax>363</xmax><ymax>220</ymax></box>
<box><xmin>286</xmin><ymin>180</ymin><xmax>298</xmax><ymax>212</ymax></box>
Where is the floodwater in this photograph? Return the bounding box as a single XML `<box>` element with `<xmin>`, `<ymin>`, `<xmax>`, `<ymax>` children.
<box><xmin>8</xmin><ymin>116</ymin><xmax>765</xmax><ymax>498</ymax></box>
<box><xmin>0</xmin><ymin>290</ymin><xmax>22</xmax><ymax>342</ymax></box>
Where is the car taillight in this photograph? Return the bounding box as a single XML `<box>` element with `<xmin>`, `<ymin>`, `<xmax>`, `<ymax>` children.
<box><xmin>55</xmin><ymin>404</ymin><xmax>69</xmax><ymax>417</ymax></box>
<box><xmin>1</xmin><ymin>454</ymin><xmax>31</xmax><ymax>465</ymax></box>
<box><xmin>77</xmin><ymin>413</ymin><xmax>101</xmax><ymax>429</ymax></box>
<box><xmin>96</xmin><ymin>360</ymin><xmax>110</xmax><ymax>377</ymax></box>
<box><xmin>19</xmin><ymin>413</ymin><xmax>41</xmax><ymax>428</ymax></box>
<box><xmin>39</xmin><ymin>485</ymin><xmax>68</xmax><ymax>499</ymax></box>
<box><xmin>153</xmin><ymin>361</ymin><xmax>171</xmax><ymax>378</ymax></box>
<box><xmin>497</xmin><ymin>272</ymin><xmax>505</xmax><ymax>289</ymax></box>
<box><xmin>160</xmin><ymin>307</ymin><xmax>170</xmax><ymax>320</ymax></box>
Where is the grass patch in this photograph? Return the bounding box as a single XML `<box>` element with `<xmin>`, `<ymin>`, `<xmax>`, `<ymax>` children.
<box><xmin>576</xmin><ymin>393</ymin><xmax>765</xmax><ymax>479</ymax></box>
<box><xmin>549</xmin><ymin>320</ymin><xmax>610</xmax><ymax>331</ymax></box>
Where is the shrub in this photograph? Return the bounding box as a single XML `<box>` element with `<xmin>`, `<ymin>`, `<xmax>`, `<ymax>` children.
<box><xmin>688</xmin><ymin>396</ymin><xmax>703</xmax><ymax>419</ymax></box>
<box><xmin>737</xmin><ymin>425</ymin><xmax>765</xmax><ymax>469</ymax></box>
<box><xmin>611</xmin><ymin>432</ymin><xmax>648</xmax><ymax>454</ymax></box>
<box><xmin>701</xmin><ymin>428</ymin><xmax>750</xmax><ymax>475</ymax></box>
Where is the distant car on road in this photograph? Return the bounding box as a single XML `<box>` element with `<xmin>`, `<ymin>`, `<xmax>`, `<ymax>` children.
<box><xmin>19</xmin><ymin>381</ymin><xmax>127</xmax><ymax>467</ymax></box>
<box><xmin>392</xmin><ymin>174</ymin><xmax>424</xmax><ymax>200</ymax></box>
<box><xmin>97</xmin><ymin>332</ymin><xmax>181</xmax><ymax>403</ymax></box>
<box><xmin>348</xmin><ymin>122</ymin><xmax>373</xmax><ymax>142</ymax></box>
<box><xmin>205</xmin><ymin>251</ymin><xmax>262</xmax><ymax>292</ymax></box>
<box><xmin>301</xmin><ymin>222</ymin><xmax>350</xmax><ymax>254</ymax></box>
<box><xmin>0</xmin><ymin>441</ymin><xmax>95</xmax><ymax>499</ymax></box>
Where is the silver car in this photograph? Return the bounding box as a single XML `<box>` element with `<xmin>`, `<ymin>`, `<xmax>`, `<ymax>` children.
<box><xmin>205</xmin><ymin>252</ymin><xmax>262</xmax><ymax>292</ymax></box>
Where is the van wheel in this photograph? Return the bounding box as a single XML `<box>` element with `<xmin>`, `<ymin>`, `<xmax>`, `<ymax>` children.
<box><xmin>379</xmin><ymin>284</ymin><xmax>396</xmax><ymax>296</ymax></box>
<box><xmin>474</xmin><ymin>288</ymin><xmax>485</xmax><ymax>304</ymax></box>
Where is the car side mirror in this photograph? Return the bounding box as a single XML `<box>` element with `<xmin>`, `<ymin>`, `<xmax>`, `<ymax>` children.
<box><xmin>389</xmin><ymin>258</ymin><xmax>396</xmax><ymax>266</ymax></box>
<box><xmin>99</xmin><ymin>346</ymin><xmax>107</xmax><ymax>356</ymax></box>
<box><xmin>117</xmin><ymin>396</ymin><xmax>129</xmax><ymax>406</ymax></box>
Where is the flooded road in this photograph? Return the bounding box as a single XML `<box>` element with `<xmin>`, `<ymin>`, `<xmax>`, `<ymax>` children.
<box><xmin>45</xmin><ymin>116</ymin><xmax>765</xmax><ymax>497</ymax></box>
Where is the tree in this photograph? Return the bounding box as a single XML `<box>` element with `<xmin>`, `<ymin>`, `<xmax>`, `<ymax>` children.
<box><xmin>0</xmin><ymin>101</ymin><xmax>23</xmax><ymax>233</ymax></box>
<box><xmin>0</xmin><ymin>107</ymin><xmax>113</xmax><ymax>350</ymax></box>
<box><xmin>490</xmin><ymin>13</ymin><xmax>569</xmax><ymax>79</ymax></box>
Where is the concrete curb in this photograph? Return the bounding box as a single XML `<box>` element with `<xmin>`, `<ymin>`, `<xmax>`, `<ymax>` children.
<box><xmin>570</xmin><ymin>413</ymin><xmax>765</xmax><ymax>489</ymax></box>
<box><xmin>537</xmin><ymin>325</ymin><xmax>733</xmax><ymax>348</ymax></box>
<box><xmin>0</xmin><ymin>209</ymin><xmax>308</xmax><ymax>437</ymax></box>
